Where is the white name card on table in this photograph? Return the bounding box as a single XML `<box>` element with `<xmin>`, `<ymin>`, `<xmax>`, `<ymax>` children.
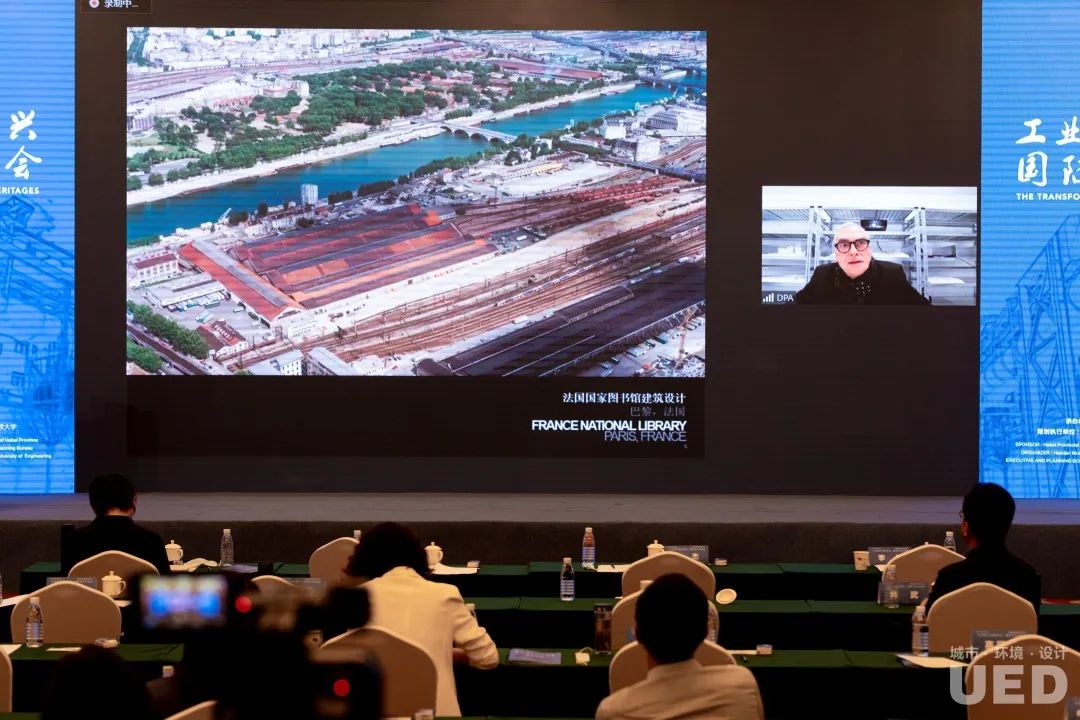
<box><xmin>596</xmin><ymin>564</ymin><xmax>632</xmax><ymax>573</ymax></box>
<box><xmin>897</xmin><ymin>654</ymin><xmax>967</xmax><ymax>669</ymax></box>
<box><xmin>47</xmin><ymin>576</ymin><xmax>98</xmax><ymax>590</ymax></box>
<box><xmin>868</xmin><ymin>546</ymin><xmax>911</xmax><ymax>570</ymax></box>
<box><xmin>45</xmin><ymin>647</ymin><xmax>82</xmax><ymax>653</ymax></box>
<box><xmin>972</xmin><ymin>629</ymin><xmax>1027</xmax><ymax>652</ymax></box>
<box><xmin>431</xmin><ymin>563</ymin><xmax>478</xmax><ymax>575</ymax></box>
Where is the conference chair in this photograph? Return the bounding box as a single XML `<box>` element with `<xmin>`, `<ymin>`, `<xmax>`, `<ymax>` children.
<box><xmin>884</xmin><ymin>544</ymin><xmax>964</xmax><ymax>585</ymax></box>
<box><xmin>69</xmin><ymin>550</ymin><xmax>159</xmax><ymax>590</ymax></box>
<box><xmin>927</xmin><ymin>582</ymin><xmax>1037</xmax><ymax>654</ymax></box>
<box><xmin>9</xmin><ymin>581</ymin><xmax>122</xmax><ymax>644</ymax></box>
<box><xmin>319</xmin><ymin>626</ymin><xmax>437</xmax><ymax>718</ymax></box>
<box><xmin>0</xmin><ymin>647</ymin><xmax>11</xmax><ymax>713</ymax></box>
<box><xmin>308</xmin><ymin>537</ymin><xmax>360</xmax><ymax>586</ymax></box>
<box><xmin>621</xmin><ymin>551</ymin><xmax>716</xmax><ymax>599</ymax></box>
<box><xmin>252</xmin><ymin>574</ymin><xmax>307</xmax><ymax>597</ymax></box>
<box><xmin>164</xmin><ymin>700</ymin><xmax>217</xmax><ymax>720</ymax></box>
<box><xmin>609</xmin><ymin>639</ymin><xmax>735</xmax><ymax>692</ymax></box>
<box><xmin>965</xmin><ymin>634</ymin><xmax>1080</xmax><ymax>720</ymax></box>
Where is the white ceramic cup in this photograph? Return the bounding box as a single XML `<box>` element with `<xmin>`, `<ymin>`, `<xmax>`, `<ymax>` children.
<box><xmin>853</xmin><ymin>550</ymin><xmax>870</xmax><ymax>571</ymax></box>
<box><xmin>165</xmin><ymin>540</ymin><xmax>183</xmax><ymax>564</ymax></box>
<box><xmin>426</xmin><ymin>543</ymin><xmax>444</xmax><ymax>568</ymax></box>
<box><xmin>101</xmin><ymin>571</ymin><xmax>127</xmax><ymax>598</ymax></box>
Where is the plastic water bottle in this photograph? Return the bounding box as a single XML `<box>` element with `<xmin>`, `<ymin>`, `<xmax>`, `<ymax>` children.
<box><xmin>943</xmin><ymin>531</ymin><xmax>956</xmax><ymax>552</ymax></box>
<box><xmin>707</xmin><ymin>602</ymin><xmax>719</xmax><ymax>644</ymax></box>
<box><xmin>582</xmin><ymin>527</ymin><xmax>596</xmax><ymax>569</ymax></box>
<box><xmin>911</xmin><ymin>604</ymin><xmax>929</xmax><ymax>656</ymax></box>
<box><xmin>220</xmin><ymin>528</ymin><xmax>234</xmax><ymax>566</ymax></box>
<box><xmin>25</xmin><ymin>596</ymin><xmax>44</xmax><ymax>648</ymax></box>
<box><xmin>559</xmin><ymin>557</ymin><xmax>575</xmax><ymax>601</ymax></box>
<box><xmin>883</xmin><ymin>565</ymin><xmax>899</xmax><ymax>609</ymax></box>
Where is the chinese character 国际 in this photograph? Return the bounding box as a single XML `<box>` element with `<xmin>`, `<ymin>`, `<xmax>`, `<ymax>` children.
<box><xmin>1064</xmin><ymin>155</ymin><xmax>1080</xmax><ymax>185</ymax></box>
<box><xmin>4</xmin><ymin>146</ymin><xmax>42</xmax><ymax>180</ymax></box>
<box><xmin>8</xmin><ymin>109</ymin><xmax>36</xmax><ymax>141</ymax></box>
<box><xmin>1017</xmin><ymin>119</ymin><xmax>1047</xmax><ymax>144</ymax></box>
<box><xmin>1057</xmin><ymin>116</ymin><xmax>1080</xmax><ymax>145</ymax></box>
<box><xmin>1018</xmin><ymin>151</ymin><xmax>1048</xmax><ymax>187</ymax></box>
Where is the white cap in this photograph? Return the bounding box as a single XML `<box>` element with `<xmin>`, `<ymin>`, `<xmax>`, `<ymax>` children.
<box><xmin>945</xmin><ymin>531</ymin><xmax>954</xmax><ymax>536</ymax></box>
<box><xmin>563</xmin><ymin>557</ymin><xmax>572</xmax><ymax>564</ymax></box>
<box><xmin>29</xmin><ymin>596</ymin><xmax>40</xmax><ymax>604</ymax></box>
<box><xmin>162</xmin><ymin>665</ymin><xmax>175</xmax><ymax>678</ymax></box>
<box><xmin>353</xmin><ymin>529</ymin><xmax>362</xmax><ymax>539</ymax></box>
<box><xmin>585</xmin><ymin>527</ymin><xmax>593</xmax><ymax>533</ymax></box>
<box><xmin>224</xmin><ymin>528</ymin><xmax>231</xmax><ymax>534</ymax></box>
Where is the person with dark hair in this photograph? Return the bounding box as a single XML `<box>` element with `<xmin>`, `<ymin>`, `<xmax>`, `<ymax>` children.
<box><xmin>61</xmin><ymin>474</ymin><xmax>171</xmax><ymax>574</ymax></box>
<box><xmin>596</xmin><ymin>574</ymin><xmax>764</xmax><ymax>720</ymax></box>
<box><xmin>345</xmin><ymin>522</ymin><xmax>497</xmax><ymax>716</ymax></box>
<box><xmin>926</xmin><ymin>483</ymin><xmax>1041</xmax><ymax>611</ymax></box>
<box><xmin>43</xmin><ymin>645</ymin><xmax>153</xmax><ymax>720</ymax></box>
<box><xmin>794</xmin><ymin>223</ymin><xmax>930</xmax><ymax>305</ymax></box>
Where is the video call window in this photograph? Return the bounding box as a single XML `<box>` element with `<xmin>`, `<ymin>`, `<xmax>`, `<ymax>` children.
<box><xmin>761</xmin><ymin>186</ymin><xmax>977</xmax><ymax>306</ymax></box>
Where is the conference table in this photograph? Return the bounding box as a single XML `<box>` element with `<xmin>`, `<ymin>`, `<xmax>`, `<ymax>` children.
<box><xmin>2</xmin><ymin>643</ymin><xmax>181</xmax><ymax>712</ymax></box>
<box><xmin>0</xmin><ymin>643</ymin><xmax>966</xmax><ymax>719</ymax></box>
<box><xmin>19</xmin><ymin>560</ymin><xmax>883</xmax><ymax>600</ymax></box>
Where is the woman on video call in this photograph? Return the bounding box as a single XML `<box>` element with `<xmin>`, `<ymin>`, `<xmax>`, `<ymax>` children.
<box><xmin>794</xmin><ymin>222</ymin><xmax>930</xmax><ymax>305</ymax></box>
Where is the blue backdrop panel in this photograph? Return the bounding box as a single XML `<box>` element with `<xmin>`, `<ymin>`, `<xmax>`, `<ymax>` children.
<box><xmin>981</xmin><ymin>0</ymin><xmax>1080</xmax><ymax>497</ymax></box>
<box><xmin>0</xmin><ymin>0</ymin><xmax>75</xmax><ymax>493</ymax></box>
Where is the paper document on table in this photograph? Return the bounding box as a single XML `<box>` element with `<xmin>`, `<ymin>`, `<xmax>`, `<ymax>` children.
<box><xmin>173</xmin><ymin>558</ymin><xmax>219</xmax><ymax>572</ymax></box>
<box><xmin>46</xmin><ymin>647</ymin><xmax>82</xmax><ymax>653</ymax></box>
<box><xmin>0</xmin><ymin>644</ymin><xmax>20</xmax><ymax>656</ymax></box>
<box><xmin>431</xmin><ymin>564</ymin><xmax>478</xmax><ymax>575</ymax></box>
<box><xmin>729</xmin><ymin>650</ymin><xmax>759</xmax><ymax>656</ymax></box>
<box><xmin>596</xmin><ymin>564</ymin><xmax>631</xmax><ymax>573</ymax></box>
<box><xmin>897</xmin><ymin>654</ymin><xmax>966</xmax><ymax>668</ymax></box>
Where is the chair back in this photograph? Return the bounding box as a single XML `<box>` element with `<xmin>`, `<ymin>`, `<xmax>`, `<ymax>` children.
<box><xmin>609</xmin><ymin>640</ymin><xmax>735</xmax><ymax>692</ymax></box>
<box><xmin>69</xmin><ymin>550</ymin><xmax>159</xmax><ymax>588</ymax></box>
<box><xmin>885</xmin><ymin>544</ymin><xmax>964</xmax><ymax>584</ymax></box>
<box><xmin>965</xmin><ymin>634</ymin><xmax>1080</xmax><ymax>720</ymax></box>
<box><xmin>0</xmin><ymin>646</ymin><xmax>11</xmax><ymax>712</ymax></box>
<box><xmin>308</xmin><ymin>537</ymin><xmax>359</xmax><ymax>586</ymax></box>
<box><xmin>319</xmin><ymin>626</ymin><xmax>437</xmax><ymax>717</ymax></box>
<box><xmin>252</xmin><ymin>574</ymin><xmax>308</xmax><ymax>598</ymax></box>
<box><xmin>927</xmin><ymin>582</ymin><xmax>1037</xmax><ymax>654</ymax></box>
<box><xmin>9</xmin><ymin>581</ymin><xmax>121</xmax><ymax>644</ymax></box>
<box><xmin>621</xmin><ymin>552</ymin><xmax>716</xmax><ymax>598</ymax></box>
<box><xmin>611</xmin><ymin>591</ymin><xmax>641</xmax><ymax>652</ymax></box>
<box><xmin>164</xmin><ymin>700</ymin><xmax>217</xmax><ymax>720</ymax></box>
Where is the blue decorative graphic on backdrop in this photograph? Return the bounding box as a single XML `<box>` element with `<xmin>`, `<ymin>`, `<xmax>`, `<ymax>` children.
<box><xmin>0</xmin><ymin>0</ymin><xmax>74</xmax><ymax>493</ymax></box>
<box><xmin>981</xmin><ymin>0</ymin><xmax>1080</xmax><ymax>498</ymax></box>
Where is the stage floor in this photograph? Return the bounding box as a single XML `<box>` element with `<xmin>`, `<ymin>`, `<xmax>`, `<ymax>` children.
<box><xmin>1</xmin><ymin>492</ymin><xmax>1078</xmax><ymax>524</ymax></box>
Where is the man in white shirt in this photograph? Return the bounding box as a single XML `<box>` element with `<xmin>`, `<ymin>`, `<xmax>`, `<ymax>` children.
<box><xmin>347</xmin><ymin>523</ymin><xmax>498</xmax><ymax>716</ymax></box>
<box><xmin>596</xmin><ymin>574</ymin><xmax>764</xmax><ymax>720</ymax></box>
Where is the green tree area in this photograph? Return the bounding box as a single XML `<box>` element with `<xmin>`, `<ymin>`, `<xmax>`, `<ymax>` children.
<box><xmin>357</xmin><ymin>179</ymin><xmax>395</xmax><ymax>196</ymax></box>
<box><xmin>250</xmin><ymin>91</ymin><xmax>301</xmax><ymax>120</ymax></box>
<box><xmin>154</xmin><ymin>117</ymin><xmax>197</xmax><ymax>148</ymax></box>
<box><xmin>408</xmin><ymin>147</ymin><xmax>503</xmax><ymax>179</ymax></box>
<box><xmin>328</xmin><ymin>189</ymin><xmax>354</xmax><ymax>205</ymax></box>
<box><xmin>126</xmin><ymin>339</ymin><xmax>163</xmax><ymax>374</ymax></box>
<box><xmin>600</xmin><ymin>61</ymin><xmax>639</xmax><ymax>74</ymax></box>
<box><xmin>127</xmin><ymin>175</ymin><xmax>142</xmax><ymax>191</ymax></box>
<box><xmin>487</xmin><ymin>77</ymin><xmax>600</xmax><ymax>113</ymax></box>
<box><xmin>444</xmin><ymin>108</ymin><xmax>473</xmax><ymax>120</ymax></box>
<box><xmin>128</xmin><ymin>235</ymin><xmax>161</xmax><ymax>248</ymax></box>
<box><xmin>127</xmin><ymin>147</ymin><xmax>200</xmax><ymax>174</ymax></box>
<box><xmin>127</xmin><ymin>301</ymin><xmax>210</xmax><ymax>360</ymax></box>
<box><xmin>295</xmin><ymin>58</ymin><xmax>495</xmax><ymax>133</ymax></box>
<box><xmin>127</xmin><ymin>27</ymin><xmax>150</xmax><ymax>67</ymax></box>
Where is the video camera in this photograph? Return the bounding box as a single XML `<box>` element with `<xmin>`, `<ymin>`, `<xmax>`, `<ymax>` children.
<box><xmin>130</xmin><ymin>572</ymin><xmax>379</xmax><ymax>720</ymax></box>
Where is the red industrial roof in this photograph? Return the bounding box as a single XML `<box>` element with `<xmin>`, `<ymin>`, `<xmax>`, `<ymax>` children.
<box><xmin>133</xmin><ymin>253</ymin><xmax>176</xmax><ymax>269</ymax></box>
<box><xmin>179</xmin><ymin>243</ymin><xmax>301</xmax><ymax>322</ymax></box>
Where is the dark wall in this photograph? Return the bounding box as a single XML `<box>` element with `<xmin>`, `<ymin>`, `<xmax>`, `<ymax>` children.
<box><xmin>77</xmin><ymin>0</ymin><xmax>979</xmax><ymax>493</ymax></box>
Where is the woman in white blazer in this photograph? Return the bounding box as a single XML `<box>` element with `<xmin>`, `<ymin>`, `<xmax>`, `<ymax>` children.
<box><xmin>346</xmin><ymin>523</ymin><xmax>498</xmax><ymax>716</ymax></box>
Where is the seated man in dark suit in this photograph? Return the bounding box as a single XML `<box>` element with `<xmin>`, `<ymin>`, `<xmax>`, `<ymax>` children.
<box><xmin>62</xmin><ymin>474</ymin><xmax>171</xmax><ymax>575</ymax></box>
<box><xmin>926</xmin><ymin>482</ymin><xmax>1041</xmax><ymax>612</ymax></box>
<box><xmin>794</xmin><ymin>222</ymin><xmax>930</xmax><ymax>305</ymax></box>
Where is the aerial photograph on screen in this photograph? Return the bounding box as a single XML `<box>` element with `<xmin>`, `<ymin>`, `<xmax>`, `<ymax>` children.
<box><xmin>124</xmin><ymin>29</ymin><xmax>706</xmax><ymax>377</ymax></box>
